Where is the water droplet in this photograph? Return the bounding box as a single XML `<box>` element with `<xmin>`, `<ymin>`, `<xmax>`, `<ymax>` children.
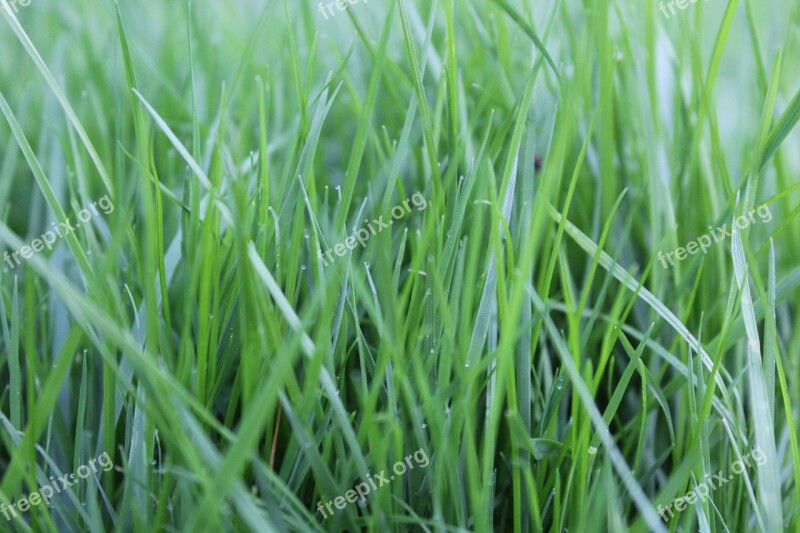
<box><xmin>300</xmin><ymin>265</ymin><xmax>306</xmax><ymax>271</ymax></box>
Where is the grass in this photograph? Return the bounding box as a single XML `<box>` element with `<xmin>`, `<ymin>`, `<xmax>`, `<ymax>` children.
<box><xmin>0</xmin><ymin>0</ymin><xmax>799</xmax><ymax>531</ymax></box>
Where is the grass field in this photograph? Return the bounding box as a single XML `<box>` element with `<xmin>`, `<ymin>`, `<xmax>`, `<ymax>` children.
<box><xmin>1</xmin><ymin>0</ymin><xmax>799</xmax><ymax>531</ymax></box>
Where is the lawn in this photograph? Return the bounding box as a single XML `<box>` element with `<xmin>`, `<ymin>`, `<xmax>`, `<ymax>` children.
<box><xmin>0</xmin><ymin>0</ymin><xmax>799</xmax><ymax>531</ymax></box>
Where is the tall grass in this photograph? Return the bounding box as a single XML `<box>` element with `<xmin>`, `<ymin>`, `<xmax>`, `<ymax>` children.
<box><xmin>0</xmin><ymin>0</ymin><xmax>799</xmax><ymax>531</ymax></box>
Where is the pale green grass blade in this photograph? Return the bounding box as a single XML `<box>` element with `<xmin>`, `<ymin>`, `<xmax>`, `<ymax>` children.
<box><xmin>730</xmin><ymin>209</ymin><xmax>783</xmax><ymax>532</ymax></box>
